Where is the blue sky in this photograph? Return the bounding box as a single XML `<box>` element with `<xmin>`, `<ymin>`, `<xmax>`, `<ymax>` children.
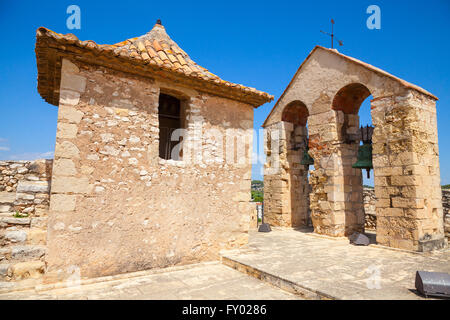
<box><xmin>0</xmin><ymin>0</ymin><xmax>449</xmax><ymax>184</ymax></box>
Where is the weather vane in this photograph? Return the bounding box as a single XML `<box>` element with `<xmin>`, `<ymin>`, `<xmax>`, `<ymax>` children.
<box><xmin>320</xmin><ymin>19</ymin><xmax>343</xmax><ymax>49</ymax></box>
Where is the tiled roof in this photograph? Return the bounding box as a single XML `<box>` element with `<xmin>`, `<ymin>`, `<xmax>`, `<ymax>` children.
<box><xmin>35</xmin><ymin>22</ymin><xmax>273</xmax><ymax>107</ymax></box>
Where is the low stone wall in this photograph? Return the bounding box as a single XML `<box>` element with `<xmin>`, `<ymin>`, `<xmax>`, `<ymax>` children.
<box><xmin>363</xmin><ymin>188</ymin><xmax>450</xmax><ymax>240</ymax></box>
<box><xmin>442</xmin><ymin>189</ymin><xmax>450</xmax><ymax>240</ymax></box>
<box><xmin>1</xmin><ymin>159</ymin><xmax>52</xmax><ymax>281</ymax></box>
<box><xmin>363</xmin><ymin>188</ymin><xmax>376</xmax><ymax>230</ymax></box>
<box><xmin>0</xmin><ymin>160</ymin><xmax>52</xmax><ymax>215</ymax></box>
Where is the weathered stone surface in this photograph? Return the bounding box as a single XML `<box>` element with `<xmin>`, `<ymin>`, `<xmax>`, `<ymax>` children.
<box><xmin>1</xmin><ymin>217</ymin><xmax>31</xmax><ymax>226</ymax></box>
<box><xmin>8</xmin><ymin>260</ymin><xmax>45</xmax><ymax>280</ymax></box>
<box><xmin>43</xmin><ymin>60</ymin><xmax>255</xmax><ymax>279</ymax></box>
<box><xmin>262</xmin><ymin>47</ymin><xmax>443</xmax><ymax>251</ymax></box>
<box><xmin>59</xmin><ymin>90</ymin><xmax>80</xmax><ymax>106</ymax></box>
<box><xmin>27</xmin><ymin>229</ymin><xmax>46</xmax><ymax>245</ymax></box>
<box><xmin>57</xmin><ymin>123</ymin><xmax>78</xmax><ymax>139</ymax></box>
<box><xmin>0</xmin><ymin>263</ymin><xmax>299</xmax><ymax>300</ymax></box>
<box><xmin>222</xmin><ymin>229</ymin><xmax>450</xmax><ymax>300</ymax></box>
<box><xmin>53</xmin><ymin>159</ymin><xmax>77</xmax><ymax>176</ymax></box>
<box><xmin>0</xmin><ymin>192</ymin><xmax>16</xmax><ymax>204</ymax></box>
<box><xmin>49</xmin><ymin>194</ymin><xmax>76</xmax><ymax>212</ymax></box>
<box><xmin>0</xmin><ymin>205</ymin><xmax>11</xmax><ymax>213</ymax></box>
<box><xmin>5</xmin><ymin>230</ymin><xmax>27</xmax><ymax>243</ymax></box>
<box><xmin>51</xmin><ymin>177</ymin><xmax>90</xmax><ymax>194</ymax></box>
<box><xmin>16</xmin><ymin>181</ymin><xmax>49</xmax><ymax>194</ymax></box>
<box><xmin>60</xmin><ymin>74</ymin><xmax>86</xmax><ymax>93</ymax></box>
<box><xmin>54</xmin><ymin>141</ymin><xmax>80</xmax><ymax>159</ymax></box>
<box><xmin>11</xmin><ymin>245</ymin><xmax>46</xmax><ymax>260</ymax></box>
<box><xmin>0</xmin><ymin>264</ymin><xmax>9</xmax><ymax>277</ymax></box>
<box><xmin>59</xmin><ymin>106</ymin><xmax>84</xmax><ymax>124</ymax></box>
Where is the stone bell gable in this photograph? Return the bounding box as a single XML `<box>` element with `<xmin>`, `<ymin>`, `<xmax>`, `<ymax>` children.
<box><xmin>34</xmin><ymin>22</ymin><xmax>273</xmax><ymax>279</ymax></box>
<box><xmin>263</xmin><ymin>46</ymin><xmax>445</xmax><ymax>252</ymax></box>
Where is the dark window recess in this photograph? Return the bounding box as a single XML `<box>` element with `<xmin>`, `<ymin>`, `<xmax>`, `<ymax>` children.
<box><xmin>158</xmin><ymin>93</ymin><xmax>182</xmax><ymax>160</ymax></box>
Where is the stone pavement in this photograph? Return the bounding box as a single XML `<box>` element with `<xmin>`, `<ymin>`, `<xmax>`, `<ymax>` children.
<box><xmin>0</xmin><ymin>262</ymin><xmax>300</xmax><ymax>300</ymax></box>
<box><xmin>221</xmin><ymin>228</ymin><xmax>450</xmax><ymax>300</ymax></box>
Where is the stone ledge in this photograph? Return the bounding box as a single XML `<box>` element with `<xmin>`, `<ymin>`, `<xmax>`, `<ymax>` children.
<box><xmin>221</xmin><ymin>256</ymin><xmax>333</xmax><ymax>300</ymax></box>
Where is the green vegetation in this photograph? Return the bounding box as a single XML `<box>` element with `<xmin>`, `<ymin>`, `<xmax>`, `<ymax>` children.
<box><xmin>442</xmin><ymin>185</ymin><xmax>450</xmax><ymax>189</ymax></box>
<box><xmin>251</xmin><ymin>190</ymin><xmax>263</xmax><ymax>202</ymax></box>
<box><xmin>13</xmin><ymin>210</ymin><xmax>28</xmax><ymax>218</ymax></box>
<box><xmin>251</xmin><ymin>180</ymin><xmax>264</xmax><ymax>202</ymax></box>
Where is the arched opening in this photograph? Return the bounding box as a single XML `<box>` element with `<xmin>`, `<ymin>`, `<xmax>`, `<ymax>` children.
<box><xmin>332</xmin><ymin>83</ymin><xmax>375</xmax><ymax>238</ymax></box>
<box><xmin>281</xmin><ymin>101</ymin><xmax>312</xmax><ymax>228</ymax></box>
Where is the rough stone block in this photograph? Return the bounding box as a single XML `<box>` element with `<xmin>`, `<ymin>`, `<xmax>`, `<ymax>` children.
<box><xmin>53</xmin><ymin>159</ymin><xmax>77</xmax><ymax>176</ymax></box>
<box><xmin>59</xmin><ymin>106</ymin><xmax>84</xmax><ymax>123</ymax></box>
<box><xmin>51</xmin><ymin>176</ymin><xmax>91</xmax><ymax>194</ymax></box>
<box><xmin>55</xmin><ymin>141</ymin><xmax>80</xmax><ymax>159</ymax></box>
<box><xmin>27</xmin><ymin>229</ymin><xmax>47</xmax><ymax>245</ymax></box>
<box><xmin>61</xmin><ymin>58</ymin><xmax>79</xmax><ymax>74</ymax></box>
<box><xmin>9</xmin><ymin>260</ymin><xmax>45</xmax><ymax>280</ymax></box>
<box><xmin>50</xmin><ymin>194</ymin><xmax>77</xmax><ymax>212</ymax></box>
<box><xmin>5</xmin><ymin>230</ymin><xmax>27</xmax><ymax>243</ymax></box>
<box><xmin>57</xmin><ymin>122</ymin><xmax>78</xmax><ymax>139</ymax></box>
<box><xmin>11</xmin><ymin>245</ymin><xmax>46</xmax><ymax>260</ymax></box>
<box><xmin>16</xmin><ymin>181</ymin><xmax>49</xmax><ymax>193</ymax></box>
<box><xmin>59</xmin><ymin>90</ymin><xmax>81</xmax><ymax>106</ymax></box>
<box><xmin>60</xmin><ymin>74</ymin><xmax>86</xmax><ymax>93</ymax></box>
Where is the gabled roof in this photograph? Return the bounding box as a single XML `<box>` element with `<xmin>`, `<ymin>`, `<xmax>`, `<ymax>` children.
<box><xmin>262</xmin><ymin>45</ymin><xmax>437</xmax><ymax>127</ymax></box>
<box><xmin>35</xmin><ymin>22</ymin><xmax>273</xmax><ymax>107</ymax></box>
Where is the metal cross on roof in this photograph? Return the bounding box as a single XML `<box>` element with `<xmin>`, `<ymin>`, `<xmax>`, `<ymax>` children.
<box><xmin>320</xmin><ymin>19</ymin><xmax>343</xmax><ymax>49</ymax></box>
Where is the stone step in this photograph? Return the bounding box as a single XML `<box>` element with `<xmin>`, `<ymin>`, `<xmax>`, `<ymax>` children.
<box><xmin>0</xmin><ymin>245</ymin><xmax>46</xmax><ymax>263</ymax></box>
<box><xmin>0</xmin><ymin>228</ymin><xmax>47</xmax><ymax>246</ymax></box>
<box><xmin>0</xmin><ymin>260</ymin><xmax>45</xmax><ymax>281</ymax></box>
<box><xmin>220</xmin><ymin>255</ymin><xmax>332</xmax><ymax>300</ymax></box>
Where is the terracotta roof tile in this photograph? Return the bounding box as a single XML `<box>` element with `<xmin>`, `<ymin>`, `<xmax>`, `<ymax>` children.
<box><xmin>35</xmin><ymin>23</ymin><xmax>273</xmax><ymax>107</ymax></box>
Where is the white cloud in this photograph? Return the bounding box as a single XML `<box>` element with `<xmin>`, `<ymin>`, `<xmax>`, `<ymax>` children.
<box><xmin>7</xmin><ymin>151</ymin><xmax>54</xmax><ymax>160</ymax></box>
<box><xmin>0</xmin><ymin>138</ymin><xmax>8</xmax><ymax>151</ymax></box>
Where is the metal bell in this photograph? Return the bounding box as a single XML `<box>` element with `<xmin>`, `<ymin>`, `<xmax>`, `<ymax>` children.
<box><xmin>352</xmin><ymin>125</ymin><xmax>374</xmax><ymax>179</ymax></box>
<box><xmin>352</xmin><ymin>143</ymin><xmax>373</xmax><ymax>178</ymax></box>
<box><xmin>300</xmin><ymin>146</ymin><xmax>314</xmax><ymax>166</ymax></box>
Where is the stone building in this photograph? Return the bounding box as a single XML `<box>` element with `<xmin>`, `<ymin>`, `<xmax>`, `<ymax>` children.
<box><xmin>263</xmin><ymin>46</ymin><xmax>445</xmax><ymax>252</ymax></box>
<box><xmin>34</xmin><ymin>21</ymin><xmax>273</xmax><ymax>279</ymax></box>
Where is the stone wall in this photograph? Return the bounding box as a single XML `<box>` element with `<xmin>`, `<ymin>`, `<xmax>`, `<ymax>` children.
<box><xmin>263</xmin><ymin>122</ymin><xmax>310</xmax><ymax>228</ymax></box>
<box><xmin>363</xmin><ymin>187</ymin><xmax>449</xmax><ymax>240</ymax></box>
<box><xmin>439</xmin><ymin>189</ymin><xmax>449</xmax><ymax>240</ymax></box>
<box><xmin>0</xmin><ymin>160</ymin><xmax>51</xmax><ymax>281</ymax></box>
<box><xmin>0</xmin><ymin>160</ymin><xmax>52</xmax><ymax>215</ymax></box>
<box><xmin>363</xmin><ymin>188</ymin><xmax>376</xmax><ymax>230</ymax></box>
<box><xmin>46</xmin><ymin>58</ymin><xmax>254</xmax><ymax>280</ymax></box>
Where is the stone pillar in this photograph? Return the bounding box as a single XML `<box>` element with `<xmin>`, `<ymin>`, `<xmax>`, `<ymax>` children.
<box><xmin>264</xmin><ymin>121</ymin><xmax>311</xmax><ymax>228</ymax></box>
<box><xmin>46</xmin><ymin>58</ymin><xmax>90</xmax><ymax>278</ymax></box>
<box><xmin>308</xmin><ymin>110</ymin><xmax>364</xmax><ymax>236</ymax></box>
<box><xmin>289</xmin><ymin>125</ymin><xmax>310</xmax><ymax>227</ymax></box>
<box><xmin>372</xmin><ymin>91</ymin><xmax>445</xmax><ymax>251</ymax></box>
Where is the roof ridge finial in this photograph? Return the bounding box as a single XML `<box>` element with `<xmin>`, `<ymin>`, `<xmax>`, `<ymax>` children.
<box><xmin>156</xmin><ymin>19</ymin><xmax>162</xmax><ymax>25</ymax></box>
